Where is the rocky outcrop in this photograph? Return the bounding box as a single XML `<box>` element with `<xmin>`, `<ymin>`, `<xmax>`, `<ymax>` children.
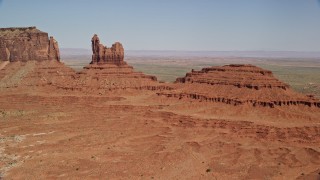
<box><xmin>158</xmin><ymin>64</ymin><xmax>320</xmax><ymax>108</ymax></box>
<box><xmin>0</xmin><ymin>27</ymin><xmax>60</xmax><ymax>62</ymax></box>
<box><xmin>91</xmin><ymin>34</ymin><xmax>125</xmax><ymax>65</ymax></box>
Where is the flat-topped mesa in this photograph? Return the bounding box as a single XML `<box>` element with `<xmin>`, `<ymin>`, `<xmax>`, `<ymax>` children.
<box><xmin>161</xmin><ymin>64</ymin><xmax>320</xmax><ymax>108</ymax></box>
<box><xmin>91</xmin><ymin>34</ymin><xmax>125</xmax><ymax>65</ymax></box>
<box><xmin>0</xmin><ymin>26</ymin><xmax>60</xmax><ymax>62</ymax></box>
<box><xmin>176</xmin><ymin>64</ymin><xmax>289</xmax><ymax>90</ymax></box>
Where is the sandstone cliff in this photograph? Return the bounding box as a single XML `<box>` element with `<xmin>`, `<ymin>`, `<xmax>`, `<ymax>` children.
<box><xmin>0</xmin><ymin>27</ymin><xmax>60</xmax><ymax>62</ymax></box>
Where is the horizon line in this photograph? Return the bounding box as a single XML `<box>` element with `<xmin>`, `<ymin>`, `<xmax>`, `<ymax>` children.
<box><xmin>60</xmin><ymin>48</ymin><xmax>320</xmax><ymax>53</ymax></box>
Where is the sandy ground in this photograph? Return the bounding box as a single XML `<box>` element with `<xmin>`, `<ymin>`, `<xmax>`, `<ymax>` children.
<box><xmin>0</xmin><ymin>61</ymin><xmax>9</xmax><ymax>70</ymax></box>
<box><xmin>0</xmin><ymin>90</ymin><xmax>319</xmax><ymax>180</ymax></box>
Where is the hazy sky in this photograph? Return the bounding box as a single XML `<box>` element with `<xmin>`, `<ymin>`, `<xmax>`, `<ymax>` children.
<box><xmin>0</xmin><ymin>0</ymin><xmax>320</xmax><ymax>51</ymax></box>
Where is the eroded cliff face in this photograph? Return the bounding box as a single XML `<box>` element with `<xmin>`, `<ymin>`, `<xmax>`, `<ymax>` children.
<box><xmin>91</xmin><ymin>34</ymin><xmax>125</xmax><ymax>65</ymax></box>
<box><xmin>0</xmin><ymin>27</ymin><xmax>60</xmax><ymax>62</ymax></box>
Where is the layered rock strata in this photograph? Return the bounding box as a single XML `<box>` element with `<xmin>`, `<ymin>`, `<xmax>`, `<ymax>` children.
<box><xmin>158</xmin><ymin>64</ymin><xmax>320</xmax><ymax>108</ymax></box>
<box><xmin>0</xmin><ymin>27</ymin><xmax>60</xmax><ymax>62</ymax></box>
<box><xmin>80</xmin><ymin>64</ymin><xmax>171</xmax><ymax>92</ymax></box>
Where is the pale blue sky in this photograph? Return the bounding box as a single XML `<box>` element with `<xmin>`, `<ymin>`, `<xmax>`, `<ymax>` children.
<box><xmin>0</xmin><ymin>0</ymin><xmax>320</xmax><ymax>51</ymax></box>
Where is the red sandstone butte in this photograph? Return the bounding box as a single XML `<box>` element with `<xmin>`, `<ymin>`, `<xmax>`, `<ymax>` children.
<box><xmin>81</xmin><ymin>34</ymin><xmax>159</xmax><ymax>90</ymax></box>
<box><xmin>0</xmin><ymin>27</ymin><xmax>60</xmax><ymax>62</ymax></box>
<box><xmin>91</xmin><ymin>34</ymin><xmax>124</xmax><ymax>65</ymax></box>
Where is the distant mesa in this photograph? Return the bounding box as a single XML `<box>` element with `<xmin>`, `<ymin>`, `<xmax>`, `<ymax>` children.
<box><xmin>175</xmin><ymin>64</ymin><xmax>289</xmax><ymax>90</ymax></box>
<box><xmin>0</xmin><ymin>26</ymin><xmax>60</xmax><ymax>62</ymax></box>
<box><xmin>90</xmin><ymin>34</ymin><xmax>125</xmax><ymax>65</ymax></box>
<box><xmin>158</xmin><ymin>64</ymin><xmax>320</xmax><ymax>108</ymax></box>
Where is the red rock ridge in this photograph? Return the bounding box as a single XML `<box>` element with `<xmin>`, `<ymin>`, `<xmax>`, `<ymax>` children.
<box><xmin>0</xmin><ymin>27</ymin><xmax>60</xmax><ymax>62</ymax></box>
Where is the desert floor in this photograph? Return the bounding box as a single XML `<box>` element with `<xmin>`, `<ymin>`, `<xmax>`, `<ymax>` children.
<box><xmin>1</xmin><ymin>87</ymin><xmax>320</xmax><ymax>179</ymax></box>
<box><xmin>0</xmin><ymin>58</ymin><xmax>320</xmax><ymax>179</ymax></box>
